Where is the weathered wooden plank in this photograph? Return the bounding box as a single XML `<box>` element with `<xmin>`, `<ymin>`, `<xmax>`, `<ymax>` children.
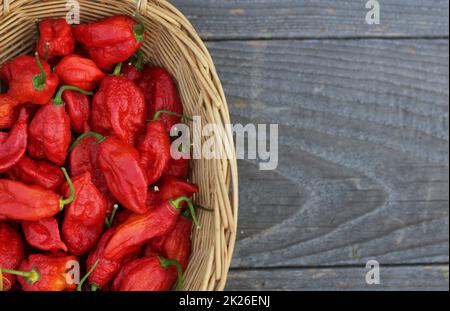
<box><xmin>172</xmin><ymin>0</ymin><xmax>449</xmax><ymax>40</ymax></box>
<box><xmin>226</xmin><ymin>265</ymin><xmax>449</xmax><ymax>290</ymax></box>
<box><xmin>204</xmin><ymin>39</ymin><xmax>449</xmax><ymax>268</ymax></box>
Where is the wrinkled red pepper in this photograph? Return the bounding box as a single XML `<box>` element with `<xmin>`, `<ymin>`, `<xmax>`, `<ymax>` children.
<box><xmin>36</xmin><ymin>18</ymin><xmax>75</xmax><ymax>59</ymax></box>
<box><xmin>0</xmin><ymin>168</ymin><xmax>75</xmax><ymax>221</ymax></box>
<box><xmin>0</xmin><ymin>108</ymin><xmax>28</xmax><ymax>173</ymax></box>
<box><xmin>112</xmin><ymin>256</ymin><xmax>182</xmax><ymax>291</ymax></box>
<box><xmin>0</xmin><ymin>223</ymin><xmax>24</xmax><ymax>291</ymax></box>
<box><xmin>91</xmin><ymin>63</ymin><xmax>146</xmax><ymax>146</ymax></box>
<box><xmin>146</xmin><ymin>176</ymin><xmax>199</xmax><ymax>208</ymax></box>
<box><xmin>22</xmin><ymin>217</ymin><xmax>68</xmax><ymax>252</ymax></box>
<box><xmin>69</xmin><ymin>132</ymin><xmax>148</xmax><ymax>214</ymax></box>
<box><xmin>0</xmin><ymin>94</ymin><xmax>21</xmax><ymax>129</ymax></box>
<box><xmin>55</xmin><ymin>54</ymin><xmax>105</xmax><ymax>91</ymax></box>
<box><xmin>28</xmin><ymin>85</ymin><xmax>92</xmax><ymax>165</ymax></box>
<box><xmin>164</xmin><ymin>157</ymin><xmax>190</xmax><ymax>179</ymax></box>
<box><xmin>62</xmin><ymin>90</ymin><xmax>91</xmax><ymax>134</ymax></box>
<box><xmin>5</xmin><ymin>155</ymin><xmax>65</xmax><ymax>192</ymax></box>
<box><xmin>103</xmin><ymin>197</ymin><xmax>199</xmax><ymax>263</ymax></box>
<box><xmin>61</xmin><ymin>172</ymin><xmax>107</xmax><ymax>256</ymax></box>
<box><xmin>137</xmin><ymin>67</ymin><xmax>184</xmax><ymax>132</ymax></box>
<box><xmin>122</xmin><ymin>50</ymin><xmax>144</xmax><ymax>83</ymax></box>
<box><xmin>73</xmin><ymin>15</ymin><xmax>146</xmax><ymax>70</ymax></box>
<box><xmin>2</xmin><ymin>253</ymin><xmax>77</xmax><ymax>291</ymax></box>
<box><xmin>0</xmin><ymin>53</ymin><xmax>59</xmax><ymax>105</ymax></box>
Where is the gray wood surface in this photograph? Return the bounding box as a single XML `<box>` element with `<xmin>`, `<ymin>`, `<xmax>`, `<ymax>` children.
<box><xmin>173</xmin><ymin>0</ymin><xmax>449</xmax><ymax>290</ymax></box>
<box><xmin>172</xmin><ymin>0</ymin><xmax>449</xmax><ymax>40</ymax></box>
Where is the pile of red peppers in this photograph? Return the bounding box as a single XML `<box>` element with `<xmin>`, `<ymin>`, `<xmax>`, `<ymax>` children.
<box><xmin>0</xmin><ymin>15</ymin><xmax>200</xmax><ymax>292</ymax></box>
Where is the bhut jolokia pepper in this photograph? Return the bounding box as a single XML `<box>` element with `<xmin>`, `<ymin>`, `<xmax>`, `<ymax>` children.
<box><xmin>6</xmin><ymin>155</ymin><xmax>65</xmax><ymax>192</ymax></box>
<box><xmin>62</xmin><ymin>90</ymin><xmax>91</xmax><ymax>134</ymax></box>
<box><xmin>137</xmin><ymin>67</ymin><xmax>184</xmax><ymax>133</ymax></box>
<box><xmin>103</xmin><ymin>197</ymin><xmax>200</xmax><ymax>263</ymax></box>
<box><xmin>69</xmin><ymin>132</ymin><xmax>148</xmax><ymax>214</ymax></box>
<box><xmin>2</xmin><ymin>253</ymin><xmax>78</xmax><ymax>291</ymax></box>
<box><xmin>28</xmin><ymin>85</ymin><xmax>92</xmax><ymax>165</ymax></box>
<box><xmin>22</xmin><ymin>217</ymin><xmax>68</xmax><ymax>252</ymax></box>
<box><xmin>122</xmin><ymin>50</ymin><xmax>144</xmax><ymax>83</ymax></box>
<box><xmin>91</xmin><ymin>63</ymin><xmax>146</xmax><ymax>146</ymax></box>
<box><xmin>0</xmin><ymin>53</ymin><xmax>59</xmax><ymax>105</ymax></box>
<box><xmin>73</xmin><ymin>15</ymin><xmax>146</xmax><ymax>70</ymax></box>
<box><xmin>146</xmin><ymin>176</ymin><xmax>199</xmax><ymax>208</ymax></box>
<box><xmin>36</xmin><ymin>18</ymin><xmax>75</xmax><ymax>59</ymax></box>
<box><xmin>61</xmin><ymin>172</ymin><xmax>107</xmax><ymax>256</ymax></box>
<box><xmin>55</xmin><ymin>54</ymin><xmax>105</xmax><ymax>91</ymax></box>
<box><xmin>111</xmin><ymin>256</ymin><xmax>183</xmax><ymax>291</ymax></box>
<box><xmin>0</xmin><ymin>108</ymin><xmax>28</xmax><ymax>173</ymax></box>
<box><xmin>164</xmin><ymin>154</ymin><xmax>190</xmax><ymax>179</ymax></box>
<box><xmin>0</xmin><ymin>94</ymin><xmax>21</xmax><ymax>129</ymax></box>
<box><xmin>0</xmin><ymin>168</ymin><xmax>75</xmax><ymax>221</ymax></box>
<box><xmin>0</xmin><ymin>223</ymin><xmax>24</xmax><ymax>291</ymax></box>
<box><xmin>144</xmin><ymin>209</ymin><xmax>193</xmax><ymax>272</ymax></box>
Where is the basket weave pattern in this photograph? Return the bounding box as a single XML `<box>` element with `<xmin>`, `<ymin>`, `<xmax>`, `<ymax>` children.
<box><xmin>0</xmin><ymin>0</ymin><xmax>238</xmax><ymax>291</ymax></box>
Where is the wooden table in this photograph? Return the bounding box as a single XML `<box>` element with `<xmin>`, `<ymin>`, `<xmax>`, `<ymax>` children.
<box><xmin>173</xmin><ymin>0</ymin><xmax>449</xmax><ymax>290</ymax></box>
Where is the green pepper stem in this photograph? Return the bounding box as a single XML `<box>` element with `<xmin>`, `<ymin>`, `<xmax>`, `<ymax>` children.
<box><xmin>1</xmin><ymin>268</ymin><xmax>40</xmax><ymax>284</ymax></box>
<box><xmin>105</xmin><ymin>204</ymin><xmax>119</xmax><ymax>228</ymax></box>
<box><xmin>113</xmin><ymin>62</ymin><xmax>123</xmax><ymax>76</ymax></box>
<box><xmin>134</xmin><ymin>49</ymin><xmax>144</xmax><ymax>71</ymax></box>
<box><xmin>159</xmin><ymin>257</ymin><xmax>183</xmax><ymax>291</ymax></box>
<box><xmin>59</xmin><ymin>167</ymin><xmax>75</xmax><ymax>209</ymax></box>
<box><xmin>132</xmin><ymin>13</ymin><xmax>145</xmax><ymax>42</ymax></box>
<box><xmin>91</xmin><ymin>283</ymin><xmax>100</xmax><ymax>291</ymax></box>
<box><xmin>152</xmin><ymin>110</ymin><xmax>193</xmax><ymax>123</ymax></box>
<box><xmin>53</xmin><ymin>85</ymin><xmax>93</xmax><ymax>106</ymax></box>
<box><xmin>170</xmin><ymin>197</ymin><xmax>201</xmax><ymax>229</ymax></box>
<box><xmin>32</xmin><ymin>52</ymin><xmax>47</xmax><ymax>91</ymax></box>
<box><xmin>77</xmin><ymin>260</ymin><xmax>99</xmax><ymax>291</ymax></box>
<box><xmin>67</xmin><ymin>132</ymin><xmax>105</xmax><ymax>154</ymax></box>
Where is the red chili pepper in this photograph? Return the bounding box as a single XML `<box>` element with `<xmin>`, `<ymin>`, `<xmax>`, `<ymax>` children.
<box><xmin>137</xmin><ymin>67</ymin><xmax>184</xmax><ymax>132</ymax></box>
<box><xmin>85</xmin><ymin>228</ymin><xmax>141</xmax><ymax>290</ymax></box>
<box><xmin>61</xmin><ymin>172</ymin><xmax>107</xmax><ymax>255</ymax></box>
<box><xmin>0</xmin><ymin>53</ymin><xmax>59</xmax><ymax>105</ymax></box>
<box><xmin>164</xmin><ymin>157</ymin><xmax>190</xmax><ymax>179</ymax></box>
<box><xmin>22</xmin><ymin>217</ymin><xmax>68</xmax><ymax>252</ymax></box>
<box><xmin>0</xmin><ymin>94</ymin><xmax>21</xmax><ymax>129</ymax></box>
<box><xmin>2</xmin><ymin>253</ymin><xmax>77</xmax><ymax>291</ymax></box>
<box><xmin>36</xmin><ymin>18</ymin><xmax>75</xmax><ymax>59</ymax></box>
<box><xmin>91</xmin><ymin>63</ymin><xmax>146</xmax><ymax>146</ymax></box>
<box><xmin>0</xmin><ymin>223</ymin><xmax>24</xmax><ymax>291</ymax></box>
<box><xmin>121</xmin><ymin>50</ymin><xmax>144</xmax><ymax>83</ymax></box>
<box><xmin>0</xmin><ymin>167</ymin><xmax>75</xmax><ymax>221</ymax></box>
<box><xmin>103</xmin><ymin>197</ymin><xmax>199</xmax><ymax>263</ymax></box>
<box><xmin>5</xmin><ymin>155</ymin><xmax>65</xmax><ymax>192</ymax></box>
<box><xmin>28</xmin><ymin>85</ymin><xmax>92</xmax><ymax>166</ymax></box>
<box><xmin>68</xmin><ymin>135</ymin><xmax>117</xmax><ymax>214</ymax></box>
<box><xmin>55</xmin><ymin>55</ymin><xmax>105</xmax><ymax>91</ymax></box>
<box><xmin>145</xmin><ymin>210</ymin><xmax>192</xmax><ymax>272</ymax></box>
<box><xmin>0</xmin><ymin>108</ymin><xmax>28</xmax><ymax>173</ymax></box>
<box><xmin>112</xmin><ymin>256</ymin><xmax>183</xmax><ymax>291</ymax></box>
<box><xmin>146</xmin><ymin>176</ymin><xmax>199</xmax><ymax>208</ymax></box>
<box><xmin>62</xmin><ymin>89</ymin><xmax>91</xmax><ymax>134</ymax></box>
<box><xmin>73</xmin><ymin>15</ymin><xmax>146</xmax><ymax>70</ymax></box>
<box><xmin>69</xmin><ymin>132</ymin><xmax>148</xmax><ymax>214</ymax></box>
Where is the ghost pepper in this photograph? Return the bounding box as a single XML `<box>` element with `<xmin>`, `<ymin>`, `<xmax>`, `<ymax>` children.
<box><xmin>55</xmin><ymin>54</ymin><xmax>105</xmax><ymax>91</ymax></box>
<box><xmin>146</xmin><ymin>176</ymin><xmax>199</xmax><ymax>208</ymax></box>
<box><xmin>73</xmin><ymin>15</ymin><xmax>146</xmax><ymax>70</ymax></box>
<box><xmin>22</xmin><ymin>217</ymin><xmax>68</xmax><ymax>252</ymax></box>
<box><xmin>0</xmin><ymin>94</ymin><xmax>21</xmax><ymax>129</ymax></box>
<box><xmin>61</xmin><ymin>172</ymin><xmax>107</xmax><ymax>256</ymax></box>
<box><xmin>137</xmin><ymin>67</ymin><xmax>184</xmax><ymax>132</ymax></box>
<box><xmin>0</xmin><ymin>223</ymin><xmax>24</xmax><ymax>291</ymax></box>
<box><xmin>62</xmin><ymin>90</ymin><xmax>91</xmax><ymax>134</ymax></box>
<box><xmin>0</xmin><ymin>53</ymin><xmax>59</xmax><ymax>105</ymax></box>
<box><xmin>28</xmin><ymin>85</ymin><xmax>92</xmax><ymax>165</ymax></box>
<box><xmin>91</xmin><ymin>63</ymin><xmax>146</xmax><ymax>146</ymax></box>
<box><xmin>0</xmin><ymin>168</ymin><xmax>75</xmax><ymax>221</ymax></box>
<box><xmin>36</xmin><ymin>18</ymin><xmax>75</xmax><ymax>59</ymax></box>
<box><xmin>2</xmin><ymin>253</ymin><xmax>78</xmax><ymax>291</ymax></box>
<box><xmin>6</xmin><ymin>155</ymin><xmax>65</xmax><ymax>192</ymax></box>
<box><xmin>122</xmin><ymin>50</ymin><xmax>144</xmax><ymax>83</ymax></box>
<box><xmin>0</xmin><ymin>108</ymin><xmax>28</xmax><ymax>173</ymax></box>
<box><xmin>69</xmin><ymin>132</ymin><xmax>148</xmax><ymax>214</ymax></box>
<box><xmin>112</xmin><ymin>256</ymin><xmax>182</xmax><ymax>291</ymax></box>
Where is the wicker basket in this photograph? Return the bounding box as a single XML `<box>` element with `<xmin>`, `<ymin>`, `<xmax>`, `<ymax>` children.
<box><xmin>0</xmin><ymin>0</ymin><xmax>238</xmax><ymax>291</ymax></box>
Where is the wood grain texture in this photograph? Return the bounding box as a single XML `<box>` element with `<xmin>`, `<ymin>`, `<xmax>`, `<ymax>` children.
<box><xmin>172</xmin><ymin>0</ymin><xmax>449</xmax><ymax>40</ymax></box>
<box><xmin>226</xmin><ymin>265</ymin><xmax>449</xmax><ymax>290</ymax></box>
<box><xmin>203</xmin><ymin>39</ymin><xmax>449</xmax><ymax>270</ymax></box>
